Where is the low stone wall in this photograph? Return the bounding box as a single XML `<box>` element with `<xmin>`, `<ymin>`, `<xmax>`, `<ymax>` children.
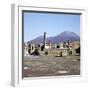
<box><xmin>45</xmin><ymin>49</ymin><xmax>68</xmax><ymax>56</ymax></box>
<box><xmin>24</xmin><ymin>47</ymin><xmax>77</xmax><ymax>56</ymax></box>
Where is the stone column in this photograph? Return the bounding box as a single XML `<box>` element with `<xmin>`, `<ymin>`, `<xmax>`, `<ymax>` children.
<box><xmin>49</xmin><ymin>40</ymin><xmax>51</xmax><ymax>49</ymax></box>
<box><xmin>54</xmin><ymin>44</ymin><xmax>57</xmax><ymax>49</ymax></box>
<box><xmin>43</xmin><ymin>32</ymin><xmax>46</xmax><ymax>49</ymax></box>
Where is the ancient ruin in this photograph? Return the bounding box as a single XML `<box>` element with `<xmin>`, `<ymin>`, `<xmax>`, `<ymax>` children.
<box><xmin>24</xmin><ymin>32</ymin><xmax>80</xmax><ymax>57</ymax></box>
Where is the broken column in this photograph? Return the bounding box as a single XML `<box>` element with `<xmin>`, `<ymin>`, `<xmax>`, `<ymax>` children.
<box><xmin>49</xmin><ymin>40</ymin><xmax>51</xmax><ymax>49</ymax></box>
<box><xmin>43</xmin><ymin>32</ymin><xmax>46</xmax><ymax>49</ymax></box>
<box><xmin>24</xmin><ymin>43</ymin><xmax>30</xmax><ymax>56</ymax></box>
<box><xmin>54</xmin><ymin>44</ymin><xmax>57</xmax><ymax>49</ymax></box>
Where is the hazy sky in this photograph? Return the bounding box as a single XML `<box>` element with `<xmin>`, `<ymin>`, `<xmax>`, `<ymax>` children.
<box><xmin>24</xmin><ymin>12</ymin><xmax>80</xmax><ymax>42</ymax></box>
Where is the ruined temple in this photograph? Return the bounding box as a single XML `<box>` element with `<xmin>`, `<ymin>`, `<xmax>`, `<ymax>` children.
<box><xmin>24</xmin><ymin>32</ymin><xmax>79</xmax><ymax>56</ymax></box>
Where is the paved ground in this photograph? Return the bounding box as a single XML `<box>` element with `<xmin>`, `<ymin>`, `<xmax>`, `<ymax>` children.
<box><xmin>24</xmin><ymin>55</ymin><xmax>80</xmax><ymax>77</ymax></box>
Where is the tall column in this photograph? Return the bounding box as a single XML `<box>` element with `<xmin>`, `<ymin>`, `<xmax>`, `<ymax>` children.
<box><xmin>43</xmin><ymin>32</ymin><xmax>46</xmax><ymax>49</ymax></box>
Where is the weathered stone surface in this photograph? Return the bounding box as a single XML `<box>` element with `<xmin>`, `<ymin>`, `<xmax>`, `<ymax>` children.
<box><xmin>24</xmin><ymin>55</ymin><xmax>80</xmax><ymax>77</ymax></box>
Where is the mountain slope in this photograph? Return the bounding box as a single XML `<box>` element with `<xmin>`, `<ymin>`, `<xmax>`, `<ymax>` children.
<box><xmin>27</xmin><ymin>31</ymin><xmax>80</xmax><ymax>45</ymax></box>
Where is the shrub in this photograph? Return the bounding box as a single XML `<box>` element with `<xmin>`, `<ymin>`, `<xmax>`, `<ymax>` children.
<box><xmin>57</xmin><ymin>45</ymin><xmax>60</xmax><ymax>48</ymax></box>
<box><xmin>45</xmin><ymin>51</ymin><xmax>48</xmax><ymax>55</ymax></box>
<box><xmin>69</xmin><ymin>50</ymin><xmax>72</xmax><ymax>55</ymax></box>
<box><xmin>33</xmin><ymin>48</ymin><xmax>40</xmax><ymax>55</ymax></box>
<box><xmin>75</xmin><ymin>47</ymin><xmax>80</xmax><ymax>54</ymax></box>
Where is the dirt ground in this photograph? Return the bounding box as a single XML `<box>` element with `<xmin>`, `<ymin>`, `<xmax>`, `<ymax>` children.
<box><xmin>23</xmin><ymin>55</ymin><xmax>80</xmax><ymax>77</ymax></box>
